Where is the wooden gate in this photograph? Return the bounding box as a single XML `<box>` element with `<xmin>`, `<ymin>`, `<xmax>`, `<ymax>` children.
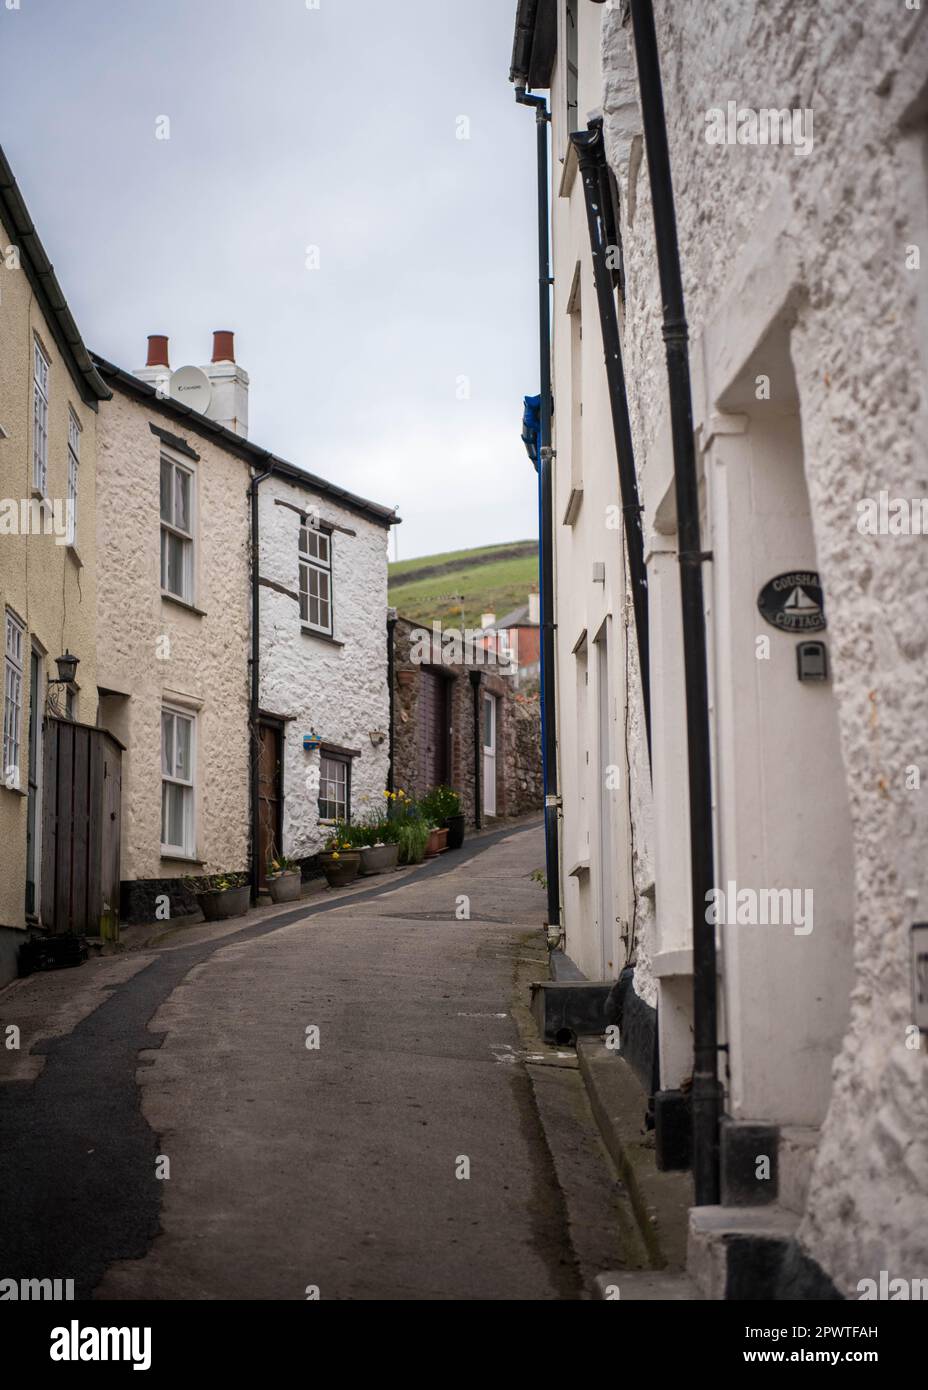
<box><xmin>417</xmin><ymin>668</ymin><xmax>449</xmax><ymax>795</ymax></box>
<box><xmin>41</xmin><ymin>719</ymin><xmax>122</xmax><ymax>939</ymax></box>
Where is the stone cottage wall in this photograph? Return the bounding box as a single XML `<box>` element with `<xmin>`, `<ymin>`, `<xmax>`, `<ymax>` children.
<box><xmin>600</xmin><ymin>0</ymin><xmax>928</xmax><ymax>1297</ymax></box>
<box><xmin>392</xmin><ymin>617</ymin><xmax>542</xmax><ymax>828</ymax></box>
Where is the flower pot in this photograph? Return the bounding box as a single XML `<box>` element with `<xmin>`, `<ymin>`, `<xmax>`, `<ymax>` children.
<box><xmin>424</xmin><ymin>827</ymin><xmax>449</xmax><ymax>858</ymax></box>
<box><xmin>319</xmin><ymin>851</ymin><xmax>361</xmax><ymax>888</ymax></box>
<box><xmin>444</xmin><ymin>813</ymin><xmax>465</xmax><ymax>851</ymax></box>
<box><xmin>267</xmin><ymin>870</ymin><xmax>302</xmax><ymax>903</ymax></box>
<box><xmin>196</xmin><ymin>884</ymin><xmax>251</xmax><ymax>921</ymax></box>
<box><xmin>359</xmin><ymin>842</ymin><xmax>399</xmax><ymax>876</ymax></box>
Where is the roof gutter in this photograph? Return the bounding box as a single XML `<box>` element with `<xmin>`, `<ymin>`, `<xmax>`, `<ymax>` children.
<box><xmin>91</xmin><ymin>354</ymin><xmax>398</xmax><ymax>531</ymax></box>
<box><xmin>0</xmin><ymin>145</ymin><xmax>111</xmax><ymax>406</ymax></box>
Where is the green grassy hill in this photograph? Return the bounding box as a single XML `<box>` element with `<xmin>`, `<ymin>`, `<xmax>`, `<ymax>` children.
<box><xmin>389</xmin><ymin>541</ymin><xmax>538</xmax><ymax>629</ymax></box>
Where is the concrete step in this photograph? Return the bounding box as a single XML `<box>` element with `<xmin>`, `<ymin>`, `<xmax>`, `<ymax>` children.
<box><xmin>577</xmin><ymin>1038</ymin><xmax>693</xmax><ymax>1271</ymax></box>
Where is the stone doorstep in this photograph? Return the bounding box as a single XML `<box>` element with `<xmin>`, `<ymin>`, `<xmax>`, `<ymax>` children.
<box><xmin>530</xmin><ymin>979</ymin><xmax>614</xmax><ymax>1042</ymax></box>
<box><xmin>778</xmin><ymin>1126</ymin><xmax>821</xmax><ymax>1216</ymax></box>
<box><xmin>687</xmin><ymin>1205</ymin><xmax>800</xmax><ymax>1302</ymax></box>
<box><xmin>576</xmin><ymin>1038</ymin><xmax>693</xmax><ymax>1275</ymax></box>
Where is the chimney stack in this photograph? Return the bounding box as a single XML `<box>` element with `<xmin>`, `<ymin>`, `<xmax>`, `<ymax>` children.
<box><xmin>202</xmin><ymin>330</ymin><xmax>249</xmax><ymax>438</ymax></box>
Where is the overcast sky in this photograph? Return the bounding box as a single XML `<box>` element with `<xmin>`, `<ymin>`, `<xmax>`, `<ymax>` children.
<box><xmin>0</xmin><ymin>0</ymin><xmax>540</xmax><ymax>561</ymax></box>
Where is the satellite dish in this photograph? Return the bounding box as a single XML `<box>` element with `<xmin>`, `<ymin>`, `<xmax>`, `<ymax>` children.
<box><xmin>169</xmin><ymin>365</ymin><xmax>212</xmax><ymax>415</ymax></box>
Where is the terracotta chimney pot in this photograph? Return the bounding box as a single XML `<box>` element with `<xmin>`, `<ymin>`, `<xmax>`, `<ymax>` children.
<box><xmin>212</xmin><ymin>330</ymin><xmax>235</xmax><ymax>363</ymax></box>
<box><xmin>146</xmin><ymin>334</ymin><xmax>170</xmax><ymax>369</ymax></box>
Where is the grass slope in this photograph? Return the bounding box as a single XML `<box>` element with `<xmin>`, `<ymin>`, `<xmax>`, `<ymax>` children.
<box><xmin>389</xmin><ymin>540</ymin><xmax>538</xmax><ymax>629</ymax></box>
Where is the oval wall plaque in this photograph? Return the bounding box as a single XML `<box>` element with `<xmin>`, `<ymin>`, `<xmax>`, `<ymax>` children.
<box><xmin>757</xmin><ymin>571</ymin><xmax>826</xmax><ymax>633</ymax></box>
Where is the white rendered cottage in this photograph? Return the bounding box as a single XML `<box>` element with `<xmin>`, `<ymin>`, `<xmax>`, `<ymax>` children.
<box><xmin>255</xmin><ymin>467</ymin><xmax>395</xmax><ymax>884</ymax></box>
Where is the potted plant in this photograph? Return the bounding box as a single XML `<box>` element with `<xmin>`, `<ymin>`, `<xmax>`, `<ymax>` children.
<box><xmin>424</xmin><ymin>825</ymin><xmax>448</xmax><ymax>857</ymax></box>
<box><xmin>356</xmin><ymin>810</ymin><xmax>400</xmax><ymax>876</ymax></box>
<box><xmin>386</xmin><ymin>789</ymin><xmax>429</xmax><ymax>865</ymax></box>
<box><xmin>420</xmin><ymin>786</ymin><xmax>458</xmax><ymax>855</ymax></box>
<box><xmin>423</xmin><ymin>785</ymin><xmax>464</xmax><ymax>850</ymax></box>
<box><xmin>187</xmin><ymin>871</ymin><xmax>251</xmax><ymax>921</ymax></box>
<box><xmin>318</xmin><ymin>826</ymin><xmax>362</xmax><ymax>888</ymax></box>
<box><xmin>266</xmin><ymin>854</ymin><xmax>302</xmax><ymax>903</ymax></box>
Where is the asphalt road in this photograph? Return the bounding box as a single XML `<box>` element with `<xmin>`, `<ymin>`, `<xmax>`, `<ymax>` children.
<box><xmin>0</xmin><ymin>821</ymin><xmax>636</xmax><ymax>1300</ymax></box>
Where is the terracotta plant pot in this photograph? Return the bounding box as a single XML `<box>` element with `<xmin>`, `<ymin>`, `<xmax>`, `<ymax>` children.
<box><xmin>196</xmin><ymin>884</ymin><xmax>251</xmax><ymax>921</ymax></box>
<box><xmin>424</xmin><ymin>827</ymin><xmax>449</xmax><ymax>858</ymax></box>
<box><xmin>359</xmin><ymin>842</ymin><xmax>399</xmax><ymax>876</ymax></box>
<box><xmin>444</xmin><ymin>813</ymin><xmax>465</xmax><ymax>851</ymax></box>
<box><xmin>267</xmin><ymin>870</ymin><xmax>301</xmax><ymax>903</ymax></box>
<box><xmin>319</xmin><ymin>851</ymin><xmax>361</xmax><ymax>888</ymax></box>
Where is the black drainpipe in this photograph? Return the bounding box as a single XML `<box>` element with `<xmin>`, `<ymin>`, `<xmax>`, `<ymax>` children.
<box><xmin>386</xmin><ymin>608</ymin><xmax>397</xmax><ymax>795</ymax></box>
<box><xmin>630</xmin><ymin>0</ymin><xmax>720</xmax><ymax>1205</ymax></box>
<box><xmin>571</xmin><ymin>118</ymin><xmax>651</xmax><ymax>763</ymax></box>
<box><xmin>469</xmin><ymin>670</ymin><xmax>482</xmax><ymax>830</ymax></box>
<box><xmin>249</xmin><ymin>459</ymin><xmax>274</xmax><ymax>903</ymax></box>
<box><xmin>516</xmin><ymin>85</ymin><xmax>561</xmax><ymax>932</ymax></box>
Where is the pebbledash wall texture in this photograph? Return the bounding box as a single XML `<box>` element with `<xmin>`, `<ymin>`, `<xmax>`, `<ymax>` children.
<box><xmin>95</xmin><ymin>386</ymin><xmax>251</xmax><ymax>916</ymax></box>
<box><xmin>600</xmin><ymin>0</ymin><xmax>928</xmax><ymax>1295</ymax></box>
<box><xmin>257</xmin><ymin>479</ymin><xmax>391</xmax><ymax>857</ymax></box>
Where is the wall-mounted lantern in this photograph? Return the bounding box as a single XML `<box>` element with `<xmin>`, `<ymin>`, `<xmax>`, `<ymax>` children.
<box><xmin>51</xmin><ymin>650</ymin><xmax>80</xmax><ymax>685</ymax></box>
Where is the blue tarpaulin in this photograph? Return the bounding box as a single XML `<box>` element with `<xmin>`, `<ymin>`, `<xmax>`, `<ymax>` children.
<box><xmin>521</xmin><ymin>394</ymin><xmax>541</xmax><ymax>471</ymax></box>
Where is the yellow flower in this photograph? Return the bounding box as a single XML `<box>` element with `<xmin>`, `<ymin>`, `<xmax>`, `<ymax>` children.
<box><xmin>397</xmin><ymin>789</ymin><xmax>406</xmax><ymax>799</ymax></box>
<box><xmin>382</xmin><ymin>790</ymin><xmax>390</xmax><ymax>798</ymax></box>
<box><xmin>332</xmin><ymin>851</ymin><xmax>340</xmax><ymax>860</ymax></box>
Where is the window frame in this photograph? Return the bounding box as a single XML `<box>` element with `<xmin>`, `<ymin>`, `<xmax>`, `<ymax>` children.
<box><xmin>67</xmin><ymin>408</ymin><xmax>81</xmax><ymax>547</ymax></box>
<box><xmin>160</xmin><ymin>704</ymin><xmax>197</xmax><ymax>857</ymax></box>
<box><xmin>299</xmin><ymin>520</ymin><xmax>334</xmax><ymax>636</ymax></box>
<box><xmin>33</xmin><ymin>339</ymin><xmax>49</xmax><ymax>496</ymax></box>
<box><xmin>318</xmin><ymin>749</ymin><xmax>350</xmax><ymax>823</ymax></box>
<box><xmin>3</xmin><ymin>610</ymin><xmax>26</xmax><ymax>791</ymax></box>
<box><xmin>563</xmin><ymin>0</ymin><xmax>580</xmax><ymax>153</ymax></box>
<box><xmin>160</xmin><ymin>451</ymin><xmax>196</xmax><ymax>604</ymax></box>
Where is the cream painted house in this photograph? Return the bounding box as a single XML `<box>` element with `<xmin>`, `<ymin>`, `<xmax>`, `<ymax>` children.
<box><xmin>0</xmin><ymin>146</ymin><xmax>111</xmax><ymax>985</ymax></box>
<box><xmin>93</xmin><ymin>333</ymin><xmax>396</xmax><ymax>919</ymax></box>
<box><xmin>511</xmin><ymin>0</ymin><xmax>928</xmax><ymax>1299</ymax></box>
<box><xmin>93</xmin><ymin>347</ymin><xmax>253</xmax><ymax>923</ymax></box>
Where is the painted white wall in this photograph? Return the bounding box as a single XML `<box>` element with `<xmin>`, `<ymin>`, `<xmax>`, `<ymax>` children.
<box><xmin>548</xmin><ymin>0</ymin><xmax>644</xmax><ymax>983</ymax></box>
<box><xmin>96</xmin><ymin>389</ymin><xmax>251</xmax><ymax>881</ymax></box>
<box><xmin>257</xmin><ymin>477</ymin><xmax>390</xmax><ymax>857</ymax></box>
<box><xmin>600</xmin><ymin>0</ymin><xmax>928</xmax><ymax>1294</ymax></box>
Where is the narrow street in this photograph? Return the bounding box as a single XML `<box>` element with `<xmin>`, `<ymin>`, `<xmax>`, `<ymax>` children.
<box><xmin>0</xmin><ymin>822</ymin><xmax>644</xmax><ymax>1301</ymax></box>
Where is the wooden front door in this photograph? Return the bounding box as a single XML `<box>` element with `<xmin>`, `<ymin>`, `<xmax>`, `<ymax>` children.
<box><xmin>257</xmin><ymin>721</ymin><xmax>283</xmax><ymax>888</ymax></box>
<box><xmin>417</xmin><ymin>669</ymin><xmax>448</xmax><ymax>795</ymax></box>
